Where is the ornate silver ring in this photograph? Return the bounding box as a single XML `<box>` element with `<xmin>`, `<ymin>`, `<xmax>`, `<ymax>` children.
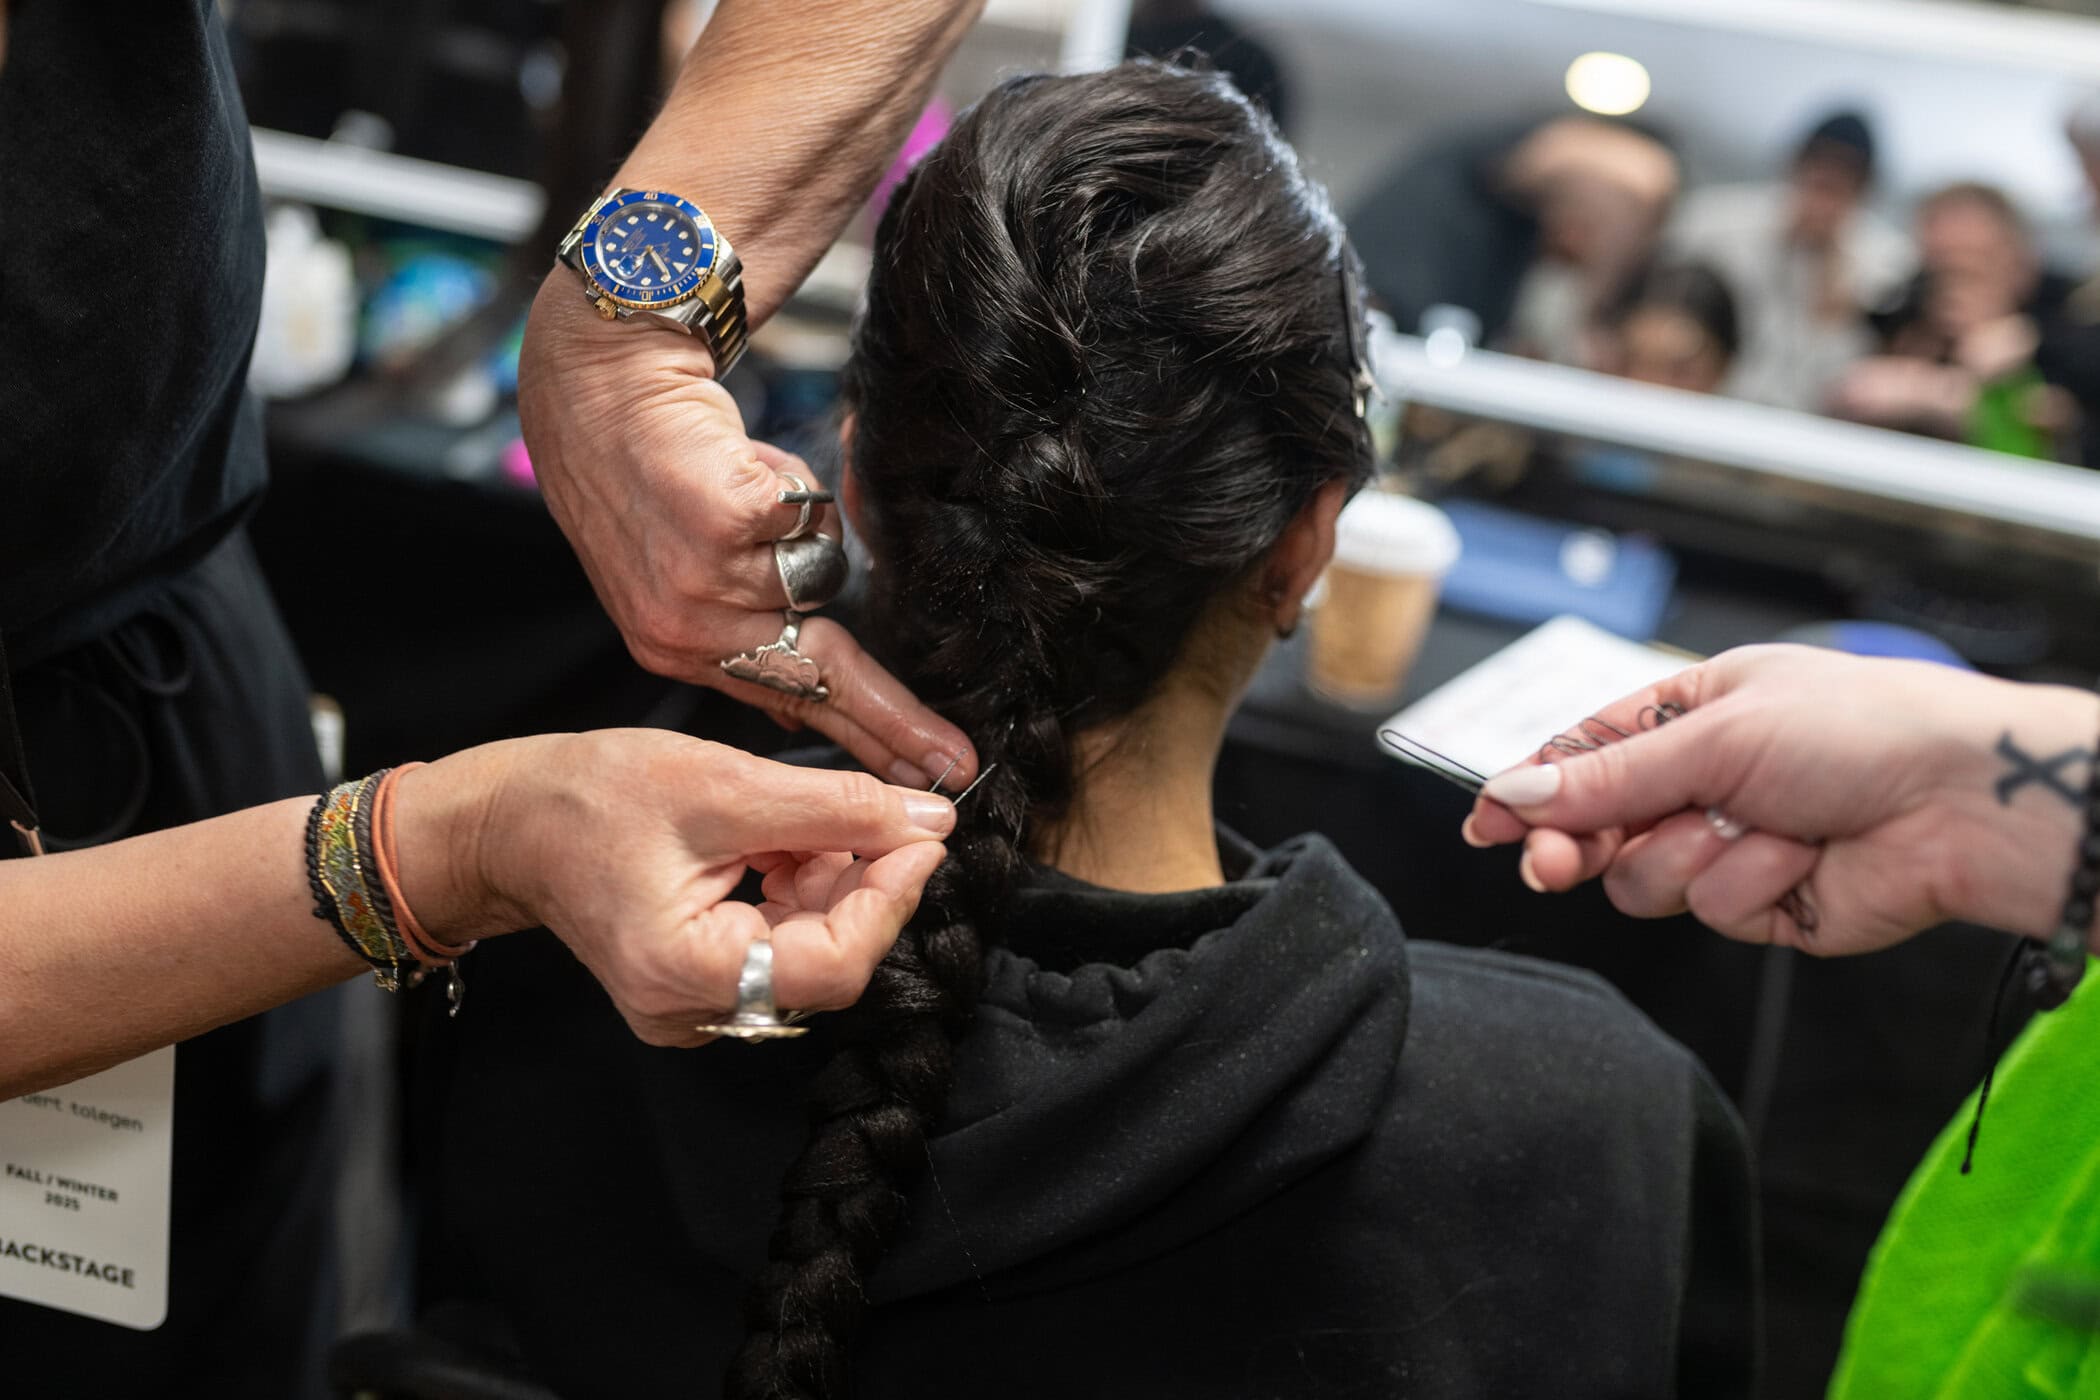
<box><xmin>720</xmin><ymin>610</ymin><xmax>830</xmax><ymax>703</ymax></box>
<box><xmin>694</xmin><ymin>937</ymin><xmax>810</xmax><ymax>1042</ymax></box>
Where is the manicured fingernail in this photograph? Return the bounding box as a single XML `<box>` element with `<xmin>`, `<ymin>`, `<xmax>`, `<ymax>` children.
<box><xmin>1460</xmin><ymin>815</ymin><xmax>1490</xmax><ymax>849</ymax></box>
<box><xmin>1482</xmin><ymin>764</ymin><xmax>1563</xmax><ymax>809</ymax></box>
<box><xmin>1518</xmin><ymin>851</ymin><xmax>1548</xmax><ymax>894</ymax></box>
<box><xmin>904</xmin><ymin>793</ymin><xmax>956</xmax><ymax>836</ymax></box>
<box><xmin>890</xmin><ymin>759</ymin><xmax>933</xmax><ymax>787</ymax></box>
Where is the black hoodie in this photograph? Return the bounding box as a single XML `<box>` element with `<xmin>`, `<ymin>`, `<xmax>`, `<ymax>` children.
<box><xmin>423</xmin><ymin>830</ymin><xmax>1758</xmax><ymax>1398</ymax></box>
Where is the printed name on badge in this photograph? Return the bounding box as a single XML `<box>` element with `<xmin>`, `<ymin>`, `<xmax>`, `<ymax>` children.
<box><xmin>0</xmin><ymin>1048</ymin><xmax>174</xmax><ymax>1330</ymax></box>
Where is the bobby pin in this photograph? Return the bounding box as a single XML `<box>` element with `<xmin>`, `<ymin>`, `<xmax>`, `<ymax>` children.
<box><xmin>1377</xmin><ymin>730</ymin><xmax>1490</xmax><ymax>797</ymax></box>
<box><xmin>926</xmin><ymin>758</ymin><xmax>1000</xmax><ymax>807</ymax></box>
<box><xmin>953</xmin><ymin>764</ymin><xmax>999</xmax><ymax>805</ymax></box>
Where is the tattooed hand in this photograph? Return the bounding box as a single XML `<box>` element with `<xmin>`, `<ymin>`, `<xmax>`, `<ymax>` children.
<box><xmin>1460</xmin><ymin>644</ymin><xmax>2100</xmax><ymax>955</ymax></box>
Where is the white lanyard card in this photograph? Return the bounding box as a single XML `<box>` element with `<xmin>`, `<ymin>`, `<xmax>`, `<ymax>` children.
<box><xmin>0</xmin><ymin>1047</ymin><xmax>175</xmax><ymax>1329</ymax></box>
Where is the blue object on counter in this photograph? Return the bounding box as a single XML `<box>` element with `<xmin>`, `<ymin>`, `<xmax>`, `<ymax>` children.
<box><xmin>1776</xmin><ymin>621</ymin><xmax>1974</xmax><ymax>670</ymax></box>
<box><xmin>1435</xmin><ymin>500</ymin><xmax>1677</xmax><ymax>641</ymax></box>
<box><xmin>1567</xmin><ymin>443</ymin><xmax>1664</xmax><ymax>497</ymax></box>
<box><xmin>360</xmin><ymin>250</ymin><xmax>496</xmax><ymax>369</ymax></box>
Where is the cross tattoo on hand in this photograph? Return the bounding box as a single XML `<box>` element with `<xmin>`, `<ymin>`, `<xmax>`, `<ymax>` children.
<box><xmin>1995</xmin><ymin>733</ymin><xmax>2097</xmax><ymax>808</ymax></box>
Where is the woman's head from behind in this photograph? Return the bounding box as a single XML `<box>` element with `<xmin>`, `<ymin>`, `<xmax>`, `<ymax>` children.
<box><xmin>727</xmin><ymin>62</ymin><xmax>1370</xmax><ymax>1399</ymax></box>
<box><xmin>844</xmin><ymin>61</ymin><xmax>1373</xmax><ymax>846</ymax></box>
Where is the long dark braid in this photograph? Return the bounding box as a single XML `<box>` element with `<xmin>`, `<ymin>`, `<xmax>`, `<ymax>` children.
<box><xmin>724</xmin><ymin>62</ymin><xmax>1372</xmax><ymax>1399</ymax></box>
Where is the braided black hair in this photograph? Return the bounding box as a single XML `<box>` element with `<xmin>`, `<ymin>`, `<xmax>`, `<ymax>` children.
<box><xmin>724</xmin><ymin>61</ymin><xmax>1372</xmax><ymax>1398</ymax></box>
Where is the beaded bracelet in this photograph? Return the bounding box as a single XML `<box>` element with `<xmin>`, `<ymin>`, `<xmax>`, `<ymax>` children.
<box><xmin>2028</xmin><ymin>721</ymin><xmax>2100</xmax><ymax>1009</ymax></box>
<box><xmin>307</xmin><ymin>770</ymin><xmax>414</xmax><ymax>990</ymax></box>
<box><xmin>305</xmin><ymin>765</ymin><xmax>473</xmax><ymax>1012</ymax></box>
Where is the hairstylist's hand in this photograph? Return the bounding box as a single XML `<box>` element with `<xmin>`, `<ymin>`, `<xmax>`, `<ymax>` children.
<box><xmin>517</xmin><ymin>282</ymin><xmax>976</xmax><ymax>790</ymax></box>
<box><xmin>397</xmin><ymin>729</ymin><xmax>956</xmax><ymax>1046</ymax></box>
<box><xmin>1461</xmin><ymin>645</ymin><xmax>2099</xmax><ymax>954</ymax></box>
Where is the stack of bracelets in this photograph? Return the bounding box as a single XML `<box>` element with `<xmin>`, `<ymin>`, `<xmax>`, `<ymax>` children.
<box><xmin>305</xmin><ymin>763</ymin><xmax>475</xmax><ymax>1015</ymax></box>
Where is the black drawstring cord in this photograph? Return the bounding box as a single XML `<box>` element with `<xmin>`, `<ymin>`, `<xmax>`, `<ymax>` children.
<box><xmin>1961</xmin><ymin>938</ymin><xmax>2033</xmax><ymax>1175</ymax></box>
<box><xmin>15</xmin><ymin>604</ymin><xmax>198</xmax><ymax>852</ymax></box>
<box><xmin>0</xmin><ymin>629</ymin><xmax>43</xmax><ymax>858</ymax></box>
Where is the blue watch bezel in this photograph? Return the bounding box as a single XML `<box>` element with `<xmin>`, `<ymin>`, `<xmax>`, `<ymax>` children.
<box><xmin>579</xmin><ymin>190</ymin><xmax>719</xmax><ymax>309</ymax></box>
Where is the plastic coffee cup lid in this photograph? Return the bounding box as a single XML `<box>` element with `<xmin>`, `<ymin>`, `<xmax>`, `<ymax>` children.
<box><xmin>1331</xmin><ymin>491</ymin><xmax>1461</xmax><ymax>577</ymax></box>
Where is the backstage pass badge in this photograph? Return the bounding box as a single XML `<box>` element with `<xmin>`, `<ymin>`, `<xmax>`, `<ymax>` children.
<box><xmin>0</xmin><ymin>1048</ymin><xmax>175</xmax><ymax>1329</ymax></box>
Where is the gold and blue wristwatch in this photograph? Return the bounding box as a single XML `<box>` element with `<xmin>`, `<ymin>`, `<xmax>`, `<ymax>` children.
<box><xmin>556</xmin><ymin>188</ymin><xmax>749</xmax><ymax>375</ymax></box>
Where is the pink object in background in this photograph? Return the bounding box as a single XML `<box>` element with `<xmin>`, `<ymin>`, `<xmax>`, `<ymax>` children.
<box><xmin>870</xmin><ymin>98</ymin><xmax>954</xmax><ymax>225</ymax></box>
<box><xmin>501</xmin><ymin>437</ymin><xmax>537</xmax><ymax>489</ymax></box>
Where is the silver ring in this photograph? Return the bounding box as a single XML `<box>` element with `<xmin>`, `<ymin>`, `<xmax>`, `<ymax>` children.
<box><xmin>774</xmin><ymin>532</ymin><xmax>849</xmax><ymax>612</ymax></box>
<box><xmin>1705</xmin><ymin>806</ymin><xmax>1749</xmax><ymax>842</ymax></box>
<box><xmin>778</xmin><ymin>473</ymin><xmax>815</xmax><ymax>542</ymax></box>
<box><xmin>775</xmin><ymin>473</ymin><xmax>836</xmax><ymax>543</ymax></box>
<box><xmin>693</xmin><ymin>938</ymin><xmax>810</xmax><ymax>1041</ymax></box>
<box><xmin>720</xmin><ymin>610</ymin><xmax>830</xmax><ymax>702</ymax></box>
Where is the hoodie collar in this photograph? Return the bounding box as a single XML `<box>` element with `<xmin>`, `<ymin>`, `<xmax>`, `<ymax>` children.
<box><xmin>872</xmin><ymin>830</ymin><xmax>1412</xmax><ymax>1300</ymax></box>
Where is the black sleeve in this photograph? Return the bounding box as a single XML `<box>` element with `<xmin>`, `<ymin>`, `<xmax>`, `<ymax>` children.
<box><xmin>0</xmin><ymin>1</ymin><xmax>267</xmax><ymax>637</ymax></box>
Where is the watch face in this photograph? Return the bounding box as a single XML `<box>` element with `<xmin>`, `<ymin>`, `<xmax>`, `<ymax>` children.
<box><xmin>580</xmin><ymin>191</ymin><xmax>718</xmax><ymax>308</ymax></box>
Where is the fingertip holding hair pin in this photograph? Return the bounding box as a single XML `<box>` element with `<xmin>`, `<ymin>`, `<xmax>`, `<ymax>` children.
<box><xmin>693</xmin><ymin>761</ymin><xmax>1003</xmax><ymax>1046</ymax></box>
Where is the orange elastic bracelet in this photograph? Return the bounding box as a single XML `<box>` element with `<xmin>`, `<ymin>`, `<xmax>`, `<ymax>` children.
<box><xmin>371</xmin><ymin>762</ymin><xmax>478</xmax><ymax>968</ymax></box>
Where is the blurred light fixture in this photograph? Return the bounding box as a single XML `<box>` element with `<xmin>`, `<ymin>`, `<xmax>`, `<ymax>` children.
<box><xmin>1564</xmin><ymin>51</ymin><xmax>1651</xmax><ymax>116</ymax></box>
<box><xmin>1423</xmin><ymin>326</ymin><xmax>1469</xmax><ymax>369</ymax></box>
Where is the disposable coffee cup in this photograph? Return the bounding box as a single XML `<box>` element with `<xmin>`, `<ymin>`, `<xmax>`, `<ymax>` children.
<box><xmin>1307</xmin><ymin>492</ymin><xmax>1461</xmax><ymax>709</ymax></box>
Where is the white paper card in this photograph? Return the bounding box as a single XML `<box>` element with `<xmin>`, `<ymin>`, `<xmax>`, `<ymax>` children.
<box><xmin>0</xmin><ymin>1047</ymin><xmax>175</xmax><ymax>1329</ymax></box>
<box><xmin>1383</xmin><ymin>615</ymin><xmax>1694</xmax><ymax>779</ymax></box>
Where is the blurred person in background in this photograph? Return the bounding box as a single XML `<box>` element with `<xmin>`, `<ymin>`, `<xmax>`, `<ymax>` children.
<box><xmin>1124</xmin><ymin>0</ymin><xmax>1292</xmax><ymax>132</ymax></box>
<box><xmin>1667</xmin><ymin>110</ymin><xmax>1913</xmax><ymax>412</ymax></box>
<box><xmin>1349</xmin><ymin>115</ymin><xmax>1678</xmax><ymax>349</ymax></box>
<box><xmin>1601</xmin><ymin>262</ymin><xmax>1741</xmax><ymax>394</ymax></box>
<box><xmin>2029</xmin><ymin>94</ymin><xmax>2100</xmax><ymax>469</ymax></box>
<box><xmin>1831</xmin><ymin>181</ymin><xmax>2078</xmax><ymax>459</ymax></box>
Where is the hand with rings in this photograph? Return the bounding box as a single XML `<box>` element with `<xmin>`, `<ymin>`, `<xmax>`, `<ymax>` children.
<box><xmin>517</xmin><ymin>306</ymin><xmax>977</xmax><ymax>791</ymax></box>
<box><xmin>1460</xmin><ymin>644</ymin><xmax>2100</xmax><ymax>958</ymax></box>
<box><xmin>719</xmin><ymin>472</ymin><xmax>852</xmax><ymax>704</ymax></box>
<box><xmin>442</xmin><ymin>728</ymin><xmax>960</xmax><ymax>1048</ymax></box>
